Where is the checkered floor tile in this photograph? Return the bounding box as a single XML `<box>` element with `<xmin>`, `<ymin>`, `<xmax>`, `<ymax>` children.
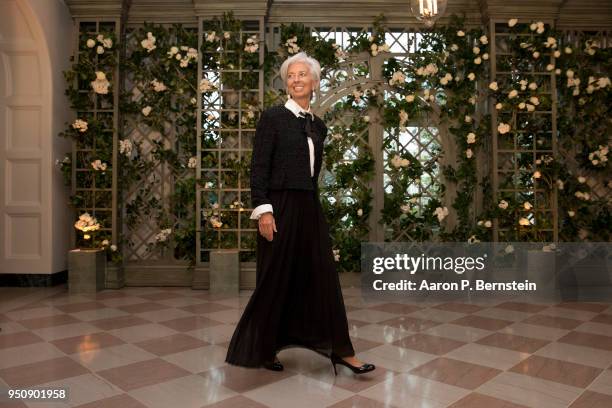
<box><xmin>0</xmin><ymin>286</ymin><xmax>611</xmax><ymax>407</ymax></box>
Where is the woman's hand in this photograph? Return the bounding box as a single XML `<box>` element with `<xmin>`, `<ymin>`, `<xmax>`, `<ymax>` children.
<box><xmin>258</xmin><ymin>212</ymin><xmax>277</xmax><ymax>241</ymax></box>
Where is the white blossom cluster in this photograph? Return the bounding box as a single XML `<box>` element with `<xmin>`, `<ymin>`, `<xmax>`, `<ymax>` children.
<box><xmin>74</xmin><ymin>212</ymin><xmax>100</xmax><ymax>232</ymax></box>
<box><xmin>584</xmin><ymin>39</ymin><xmax>600</xmax><ymax>56</ymax></box>
<box><xmin>86</xmin><ymin>33</ymin><xmax>113</xmax><ymax>55</ymax></box>
<box><xmin>586</xmin><ymin>76</ymin><xmax>611</xmax><ymax>94</ymax></box>
<box><xmin>497</xmin><ymin>123</ymin><xmax>511</xmax><ymax>134</ymax></box>
<box><xmin>332</xmin><ymin>249</ymin><xmax>340</xmax><ymax>262</ymax></box>
<box><xmin>91</xmin><ymin>71</ymin><xmax>110</xmax><ymax>94</ymax></box>
<box><xmin>119</xmin><ymin>139</ymin><xmax>133</xmax><ymax>157</ymax></box>
<box><xmin>416</xmin><ymin>63</ymin><xmax>438</xmax><ymax>77</ymax></box>
<box><xmin>434</xmin><ymin>206</ymin><xmax>449</xmax><ymax>222</ymax></box>
<box><xmin>241</xmin><ymin>105</ymin><xmax>256</xmax><ymax>124</ymax></box>
<box><xmin>188</xmin><ymin>156</ymin><xmax>197</xmax><ymax>168</ymax></box>
<box><xmin>91</xmin><ymin>159</ymin><xmax>108</xmax><ymax>171</ymax></box>
<box><xmin>244</xmin><ymin>35</ymin><xmax>259</xmax><ymax>53</ymax></box>
<box><xmin>389</xmin><ymin>71</ymin><xmax>406</xmax><ymax>86</ymax></box>
<box><xmin>477</xmin><ymin>219</ymin><xmax>492</xmax><ymax>228</ymax></box>
<box><xmin>141</xmin><ymin>106</ymin><xmax>152</xmax><ymax>116</ymax></box>
<box><xmin>167</xmin><ymin>46</ymin><xmax>198</xmax><ymax>67</ymax></box>
<box><xmin>398</xmin><ymin>110</ymin><xmax>409</xmax><ymax>130</ymax></box>
<box><xmin>155</xmin><ymin>228</ymin><xmax>172</xmax><ymax>242</ymax></box>
<box><xmin>72</xmin><ymin>119</ymin><xmax>88</xmax><ymax>132</ymax></box>
<box><xmin>151</xmin><ymin>78</ymin><xmax>167</xmax><ymax>92</ymax></box>
<box><xmin>529</xmin><ymin>21</ymin><xmax>546</xmax><ymax>34</ymax></box>
<box><xmin>285</xmin><ymin>36</ymin><xmax>300</xmax><ymax>54</ymax></box>
<box><xmin>370</xmin><ymin>42</ymin><xmax>390</xmax><ymax>56</ymax></box>
<box><xmin>588</xmin><ymin>145</ymin><xmax>609</xmax><ymax>166</ymax></box>
<box><xmin>55</xmin><ymin>155</ymin><xmax>71</xmax><ymax>167</ymax></box>
<box><xmin>390</xmin><ymin>154</ymin><xmax>410</xmax><ymax>168</ymax></box>
<box><xmin>141</xmin><ymin>32</ymin><xmax>157</xmax><ymax>53</ymax></box>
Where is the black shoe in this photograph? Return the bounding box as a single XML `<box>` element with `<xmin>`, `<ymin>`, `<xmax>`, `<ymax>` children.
<box><xmin>331</xmin><ymin>354</ymin><xmax>375</xmax><ymax>375</ymax></box>
<box><xmin>263</xmin><ymin>356</ymin><xmax>283</xmax><ymax>371</ymax></box>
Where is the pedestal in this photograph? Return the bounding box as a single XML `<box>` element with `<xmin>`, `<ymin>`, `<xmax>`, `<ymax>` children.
<box><xmin>209</xmin><ymin>249</ymin><xmax>239</xmax><ymax>294</ymax></box>
<box><xmin>68</xmin><ymin>249</ymin><xmax>106</xmax><ymax>293</ymax></box>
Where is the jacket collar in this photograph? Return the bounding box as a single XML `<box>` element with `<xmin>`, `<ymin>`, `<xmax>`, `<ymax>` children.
<box><xmin>285</xmin><ymin>97</ymin><xmax>314</xmax><ymax>119</ymax></box>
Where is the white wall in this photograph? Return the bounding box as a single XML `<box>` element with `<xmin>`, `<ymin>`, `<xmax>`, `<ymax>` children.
<box><xmin>0</xmin><ymin>0</ymin><xmax>73</xmax><ymax>275</ymax></box>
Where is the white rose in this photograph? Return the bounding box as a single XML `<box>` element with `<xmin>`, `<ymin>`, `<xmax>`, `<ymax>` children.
<box><xmin>466</xmin><ymin>133</ymin><xmax>476</xmax><ymax>144</ymax></box>
<box><xmin>363</xmin><ymin>116</ymin><xmax>370</xmax><ymax>122</ymax></box>
<box><xmin>508</xmin><ymin>89</ymin><xmax>518</xmax><ymax>99</ymax></box>
<box><xmin>497</xmin><ymin>123</ymin><xmax>510</xmax><ymax>134</ymax></box>
<box><xmin>484</xmin><ymin>220</ymin><xmax>492</xmax><ymax>228</ymax></box>
<box><xmin>357</xmin><ymin>209</ymin><xmax>363</xmax><ymax>216</ymax></box>
<box><xmin>405</xmin><ymin>94</ymin><xmax>415</xmax><ymax>102</ymax></box>
<box><xmin>482</xmin><ymin>53</ymin><xmax>489</xmax><ymax>60</ymax></box>
<box><xmin>86</xmin><ymin>39</ymin><xmax>96</xmax><ymax>48</ymax></box>
<box><xmin>473</xmin><ymin>47</ymin><xmax>480</xmax><ymax>54</ymax></box>
<box><xmin>110</xmin><ymin>244</ymin><xmax>117</xmax><ymax>251</ymax></box>
<box><xmin>533</xmin><ymin>171</ymin><xmax>541</xmax><ymax>179</ymax></box>
<box><xmin>528</xmin><ymin>82</ymin><xmax>538</xmax><ymax>90</ymax></box>
<box><xmin>467</xmin><ymin>72</ymin><xmax>476</xmax><ymax>81</ymax></box>
<box><xmin>577</xmin><ymin>176</ymin><xmax>586</xmax><ymax>183</ymax></box>
<box><xmin>435</xmin><ymin>207</ymin><xmax>449</xmax><ymax>222</ymax></box>
<box><xmin>466</xmin><ymin>149</ymin><xmax>473</xmax><ymax>158</ymax></box>
<box><xmin>554</xmin><ymin>50</ymin><xmax>561</xmax><ymax>58</ymax></box>
<box><xmin>546</xmin><ymin>64</ymin><xmax>555</xmax><ymax>71</ymax></box>
<box><xmin>457</xmin><ymin>30</ymin><xmax>465</xmax><ymax>37</ymax></box>
<box><xmin>495</xmin><ymin>103</ymin><xmax>503</xmax><ymax>110</ymax></box>
<box><xmin>489</xmin><ymin>81</ymin><xmax>498</xmax><ymax>91</ymax></box>
<box><xmin>141</xmin><ymin>106</ymin><xmax>152</xmax><ymax>116</ymax></box>
<box><xmin>499</xmin><ymin>200</ymin><xmax>508</xmax><ymax>209</ymax></box>
<box><xmin>519</xmin><ymin>217</ymin><xmax>531</xmax><ymax>226</ymax></box>
<box><xmin>565</xmin><ymin>46</ymin><xmax>573</xmax><ymax>54</ymax></box>
<box><xmin>532</xmin><ymin>51</ymin><xmax>540</xmax><ymax>59</ymax></box>
<box><xmin>95</xmin><ymin>71</ymin><xmax>107</xmax><ymax>80</ymax></box>
<box><xmin>465</xmin><ymin>115</ymin><xmax>472</xmax><ymax>123</ymax></box>
<box><xmin>524</xmin><ymin>201</ymin><xmax>533</xmax><ymax>210</ymax></box>
<box><xmin>474</xmin><ymin>57</ymin><xmax>482</xmax><ymax>64</ymax></box>
<box><xmin>508</xmin><ymin>19</ymin><xmax>518</xmax><ymax>27</ymax></box>
<box><xmin>480</xmin><ymin>35</ymin><xmax>488</xmax><ymax>44</ymax></box>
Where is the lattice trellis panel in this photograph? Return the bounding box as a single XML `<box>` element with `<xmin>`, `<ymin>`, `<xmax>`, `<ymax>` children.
<box><xmin>72</xmin><ymin>20</ymin><xmax>119</xmax><ymax>248</ymax></box>
<box><xmin>558</xmin><ymin>29</ymin><xmax>612</xmax><ymax>240</ymax></box>
<box><xmin>197</xmin><ymin>17</ymin><xmax>265</xmax><ymax>264</ymax></box>
<box><xmin>121</xmin><ymin>26</ymin><xmax>197</xmax><ymax>265</ymax></box>
<box><xmin>491</xmin><ymin>20</ymin><xmax>557</xmax><ymax>242</ymax></box>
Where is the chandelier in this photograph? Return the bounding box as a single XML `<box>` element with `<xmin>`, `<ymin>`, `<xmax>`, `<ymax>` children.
<box><xmin>410</xmin><ymin>0</ymin><xmax>448</xmax><ymax>28</ymax></box>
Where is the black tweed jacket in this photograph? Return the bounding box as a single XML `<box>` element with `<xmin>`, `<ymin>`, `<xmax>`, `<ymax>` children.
<box><xmin>250</xmin><ymin>104</ymin><xmax>328</xmax><ymax>208</ymax></box>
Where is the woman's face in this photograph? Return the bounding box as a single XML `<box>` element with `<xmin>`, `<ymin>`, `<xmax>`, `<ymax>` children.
<box><xmin>287</xmin><ymin>62</ymin><xmax>315</xmax><ymax>100</ymax></box>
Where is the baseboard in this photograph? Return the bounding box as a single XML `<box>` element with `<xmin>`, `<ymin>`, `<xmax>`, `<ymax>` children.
<box><xmin>0</xmin><ymin>271</ymin><xmax>68</xmax><ymax>287</ymax></box>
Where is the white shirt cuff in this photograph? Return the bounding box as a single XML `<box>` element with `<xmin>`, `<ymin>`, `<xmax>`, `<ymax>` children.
<box><xmin>250</xmin><ymin>204</ymin><xmax>273</xmax><ymax>220</ymax></box>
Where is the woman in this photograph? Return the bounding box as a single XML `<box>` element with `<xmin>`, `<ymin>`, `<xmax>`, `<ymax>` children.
<box><xmin>224</xmin><ymin>52</ymin><xmax>375</xmax><ymax>376</ymax></box>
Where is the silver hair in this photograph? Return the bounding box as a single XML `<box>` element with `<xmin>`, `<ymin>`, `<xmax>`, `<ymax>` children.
<box><xmin>279</xmin><ymin>51</ymin><xmax>321</xmax><ymax>96</ymax></box>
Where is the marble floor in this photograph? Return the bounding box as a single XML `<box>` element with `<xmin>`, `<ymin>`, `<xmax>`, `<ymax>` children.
<box><xmin>0</xmin><ymin>285</ymin><xmax>611</xmax><ymax>407</ymax></box>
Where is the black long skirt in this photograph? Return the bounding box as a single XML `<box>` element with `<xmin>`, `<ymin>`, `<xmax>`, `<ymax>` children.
<box><xmin>225</xmin><ymin>186</ymin><xmax>355</xmax><ymax>368</ymax></box>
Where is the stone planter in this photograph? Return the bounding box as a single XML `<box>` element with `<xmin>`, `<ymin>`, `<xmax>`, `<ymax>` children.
<box><xmin>209</xmin><ymin>249</ymin><xmax>239</xmax><ymax>294</ymax></box>
<box><xmin>105</xmin><ymin>263</ymin><xmax>125</xmax><ymax>289</ymax></box>
<box><xmin>68</xmin><ymin>249</ymin><xmax>106</xmax><ymax>294</ymax></box>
